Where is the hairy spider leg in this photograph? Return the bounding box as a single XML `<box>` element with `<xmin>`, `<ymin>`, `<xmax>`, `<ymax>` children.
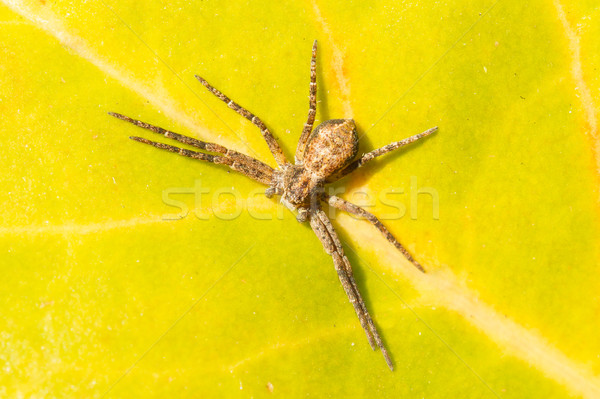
<box><xmin>194</xmin><ymin>75</ymin><xmax>288</xmax><ymax>168</ymax></box>
<box><xmin>308</xmin><ymin>210</ymin><xmax>376</xmax><ymax>349</ymax></box>
<box><xmin>295</xmin><ymin>40</ymin><xmax>318</xmax><ymax>163</ymax></box>
<box><xmin>310</xmin><ymin>207</ymin><xmax>394</xmax><ymax>370</ymax></box>
<box><xmin>110</xmin><ymin>112</ymin><xmax>273</xmax><ymax>176</ymax></box>
<box><xmin>128</xmin><ymin>136</ymin><xmax>272</xmax><ymax>185</ymax></box>
<box><xmin>329</xmin><ymin>126</ymin><xmax>438</xmax><ymax>182</ymax></box>
<box><xmin>316</xmin><ymin>210</ymin><xmax>395</xmax><ymax>367</ymax></box>
<box><xmin>324</xmin><ymin>194</ymin><xmax>425</xmax><ymax>273</ymax></box>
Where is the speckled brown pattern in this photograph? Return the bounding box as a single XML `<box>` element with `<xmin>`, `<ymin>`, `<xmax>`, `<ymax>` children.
<box><xmin>324</xmin><ymin>193</ymin><xmax>425</xmax><ymax>272</ymax></box>
<box><xmin>110</xmin><ymin>40</ymin><xmax>437</xmax><ymax>371</ymax></box>
<box><xmin>194</xmin><ymin>75</ymin><xmax>288</xmax><ymax>168</ymax></box>
<box><xmin>295</xmin><ymin>40</ymin><xmax>318</xmax><ymax>164</ymax></box>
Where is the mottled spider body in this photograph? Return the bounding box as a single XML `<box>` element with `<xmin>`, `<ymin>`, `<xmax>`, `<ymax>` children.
<box><xmin>300</xmin><ymin>119</ymin><xmax>359</xmax><ymax>179</ymax></box>
<box><xmin>275</xmin><ymin>119</ymin><xmax>358</xmax><ymax>217</ymax></box>
<box><xmin>110</xmin><ymin>41</ymin><xmax>437</xmax><ymax>370</ymax></box>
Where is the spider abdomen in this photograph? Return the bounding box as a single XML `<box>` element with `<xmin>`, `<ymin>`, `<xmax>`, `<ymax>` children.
<box><xmin>302</xmin><ymin>119</ymin><xmax>359</xmax><ymax>178</ymax></box>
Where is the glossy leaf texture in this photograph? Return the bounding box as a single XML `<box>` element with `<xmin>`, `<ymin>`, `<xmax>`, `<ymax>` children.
<box><xmin>1</xmin><ymin>1</ymin><xmax>599</xmax><ymax>398</ymax></box>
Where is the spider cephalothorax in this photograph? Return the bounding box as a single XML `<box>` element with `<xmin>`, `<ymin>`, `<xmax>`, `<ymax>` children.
<box><xmin>110</xmin><ymin>40</ymin><xmax>437</xmax><ymax>370</ymax></box>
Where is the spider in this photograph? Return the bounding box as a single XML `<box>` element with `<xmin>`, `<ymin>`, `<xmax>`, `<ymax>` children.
<box><xmin>109</xmin><ymin>40</ymin><xmax>437</xmax><ymax>370</ymax></box>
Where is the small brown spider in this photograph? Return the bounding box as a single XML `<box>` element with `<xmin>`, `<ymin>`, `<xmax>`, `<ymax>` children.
<box><xmin>109</xmin><ymin>40</ymin><xmax>437</xmax><ymax>370</ymax></box>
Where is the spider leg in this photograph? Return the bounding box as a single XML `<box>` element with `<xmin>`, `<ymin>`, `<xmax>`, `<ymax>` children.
<box><xmin>194</xmin><ymin>75</ymin><xmax>289</xmax><ymax>168</ymax></box>
<box><xmin>309</xmin><ymin>207</ymin><xmax>394</xmax><ymax>370</ymax></box>
<box><xmin>323</xmin><ymin>194</ymin><xmax>425</xmax><ymax>273</ymax></box>
<box><xmin>328</xmin><ymin>126</ymin><xmax>438</xmax><ymax>182</ymax></box>
<box><xmin>109</xmin><ymin>112</ymin><xmax>274</xmax><ymax>178</ymax></box>
<box><xmin>129</xmin><ymin>136</ymin><xmax>272</xmax><ymax>185</ymax></box>
<box><xmin>309</xmin><ymin>210</ymin><xmax>376</xmax><ymax>350</ymax></box>
<box><xmin>295</xmin><ymin>40</ymin><xmax>318</xmax><ymax>163</ymax></box>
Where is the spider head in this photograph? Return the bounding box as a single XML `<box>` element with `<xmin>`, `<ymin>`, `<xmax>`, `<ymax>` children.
<box><xmin>302</xmin><ymin>119</ymin><xmax>359</xmax><ymax>178</ymax></box>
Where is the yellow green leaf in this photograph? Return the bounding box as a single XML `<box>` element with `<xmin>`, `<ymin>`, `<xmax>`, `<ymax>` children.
<box><xmin>1</xmin><ymin>0</ymin><xmax>599</xmax><ymax>398</ymax></box>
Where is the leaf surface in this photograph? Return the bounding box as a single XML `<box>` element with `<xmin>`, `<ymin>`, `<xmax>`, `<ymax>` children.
<box><xmin>1</xmin><ymin>0</ymin><xmax>599</xmax><ymax>398</ymax></box>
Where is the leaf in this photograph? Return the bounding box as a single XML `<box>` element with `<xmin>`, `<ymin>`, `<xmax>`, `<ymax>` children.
<box><xmin>1</xmin><ymin>0</ymin><xmax>599</xmax><ymax>398</ymax></box>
